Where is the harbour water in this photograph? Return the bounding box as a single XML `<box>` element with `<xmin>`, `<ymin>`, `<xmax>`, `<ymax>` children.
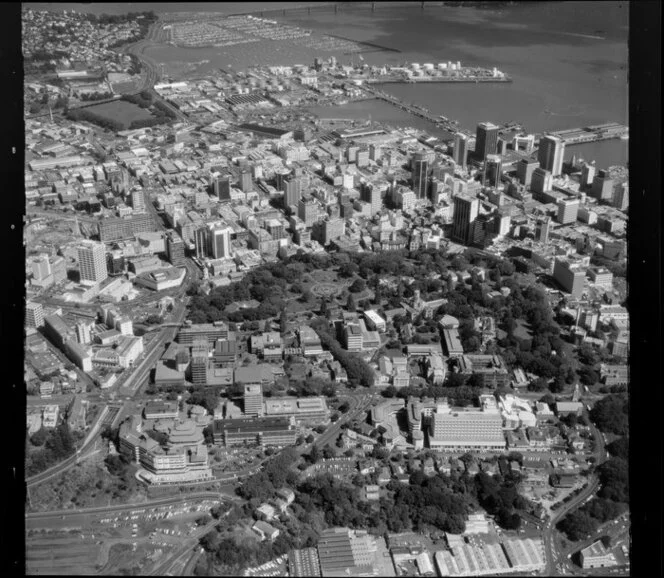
<box><xmin>283</xmin><ymin>1</ymin><xmax>629</xmax><ymax>169</ymax></box>
<box><xmin>27</xmin><ymin>2</ymin><xmax>628</xmax><ymax>168</ymax></box>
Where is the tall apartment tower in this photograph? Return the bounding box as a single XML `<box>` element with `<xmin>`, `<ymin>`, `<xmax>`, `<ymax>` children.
<box><xmin>25</xmin><ymin>301</ymin><xmax>44</xmax><ymax>329</ymax></box>
<box><xmin>213</xmin><ymin>175</ymin><xmax>232</xmax><ymax>200</ymax></box>
<box><xmin>131</xmin><ymin>188</ymin><xmax>146</xmax><ymax>212</ymax></box>
<box><xmin>475</xmin><ymin>122</ymin><xmax>500</xmax><ymax>160</ymax></box>
<box><xmin>166</xmin><ymin>231</ymin><xmax>186</xmax><ymax>266</ymax></box>
<box><xmin>453</xmin><ymin>132</ymin><xmax>469</xmax><ymax>169</ymax></box>
<box><xmin>243</xmin><ymin>384</ymin><xmax>264</xmax><ymax>417</ymax></box>
<box><xmin>537</xmin><ymin>135</ymin><xmax>566</xmax><ymax>176</ymax></box>
<box><xmin>77</xmin><ymin>241</ymin><xmax>108</xmax><ymax>284</ymax></box>
<box><xmin>411</xmin><ymin>152</ymin><xmax>429</xmax><ymax>199</ymax></box>
<box><xmin>209</xmin><ymin>225</ymin><xmax>232</xmax><ymax>260</ymax></box>
<box><xmin>298</xmin><ymin>196</ymin><xmax>318</xmax><ymax>226</ymax></box>
<box><xmin>451</xmin><ymin>195</ymin><xmax>480</xmax><ymax>246</ymax></box>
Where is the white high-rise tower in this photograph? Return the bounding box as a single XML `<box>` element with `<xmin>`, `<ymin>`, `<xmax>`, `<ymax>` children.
<box><xmin>77</xmin><ymin>240</ymin><xmax>108</xmax><ymax>284</ymax></box>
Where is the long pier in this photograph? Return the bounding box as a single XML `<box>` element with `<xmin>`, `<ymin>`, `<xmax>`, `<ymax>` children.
<box><xmin>547</xmin><ymin>123</ymin><xmax>628</xmax><ymax>145</ymax></box>
<box><xmin>364</xmin><ymin>76</ymin><xmax>512</xmax><ymax>84</ymax></box>
<box><xmin>356</xmin><ymin>83</ymin><xmax>461</xmax><ymax>134</ymax></box>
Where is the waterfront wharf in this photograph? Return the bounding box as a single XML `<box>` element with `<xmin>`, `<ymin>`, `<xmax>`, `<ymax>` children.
<box><xmin>355</xmin><ymin>83</ymin><xmax>460</xmax><ymax>134</ymax></box>
<box><xmin>545</xmin><ymin>123</ymin><xmax>628</xmax><ymax>144</ymax></box>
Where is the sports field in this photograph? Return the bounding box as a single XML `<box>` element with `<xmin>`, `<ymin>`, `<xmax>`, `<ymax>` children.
<box><xmin>84</xmin><ymin>100</ymin><xmax>154</xmax><ymax>129</ymax></box>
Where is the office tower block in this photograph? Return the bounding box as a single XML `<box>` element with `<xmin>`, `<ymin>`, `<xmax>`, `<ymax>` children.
<box><xmin>612</xmin><ymin>183</ymin><xmax>629</xmax><ymax>211</ymax></box>
<box><xmin>298</xmin><ymin>196</ymin><xmax>318</xmax><ymax>226</ymax></box>
<box><xmin>266</xmin><ymin>219</ymin><xmax>285</xmax><ymax>240</ymax></box>
<box><xmin>484</xmin><ymin>154</ymin><xmax>502</xmax><ymax>187</ymax></box>
<box><xmin>194</xmin><ymin>226</ymin><xmax>209</xmax><ymax>260</ymax></box>
<box><xmin>244</xmin><ymin>384</ymin><xmax>264</xmax><ymax>417</ymax></box>
<box><xmin>166</xmin><ymin>231</ymin><xmax>186</xmax><ymax>266</ymax></box>
<box><xmin>431</xmin><ymin>163</ymin><xmax>453</xmax><ymax>182</ymax></box>
<box><xmin>494</xmin><ymin>211</ymin><xmax>511</xmax><ymax>237</ymax></box>
<box><xmin>530</xmin><ymin>167</ymin><xmax>553</xmax><ymax>194</ymax></box>
<box><xmin>453</xmin><ymin>132</ymin><xmax>469</xmax><ymax>168</ymax></box>
<box><xmin>213</xmin><ymin>175</ymin><xmax>232</xmax><ymax>200</ymax></box>
<box><xmin>321</xmin><ymin>217</ymin><xmax>345</xmax><ymax>245</ymax></box>
<box><xmin>535</xmin><ymin>217</ymin><xmax>552</xmax><ymax>243</ymax></box>
<box><xmin>209</xmin><ymin>225</ymin><xmax>232</xmax><ymax>260</ymax></box>
<box><xmin>25</xmin><ymin>301</ymin><xmax>44</xmax><ymax>329</ymax></box>
<box><xmin>557</xmin><ymin>198</ymin><xmax>580</xmax><ymax>225</ymax></box>
<box><xmin>451</xmin><ymin>195</ymin><xmax>480</xmax><ymax>245</ymax></box>
<box><xmin>239</xmin><ymin>169</ymin><xmax>253</xmax><ymax>193</ymax></box>
<box><xmin>470</xmin><ymin>213</ymin><xmax>494</xmax><ymax>248</ymax></box>
<box><xmin>284</xmin><ymin>176</ymin><xmax>303</xmax><ymax>208</ymax></box>
<box><xmin>31</xmin><ymin>254</ymin><xmax>52</xmax><ymax>281</ymax></box>
<box><xmin>553</xmin><ymin>258</ymin><xmax>586</xmax><ymax>298</ymax></box>
<box><xmin>190</xmin><ymin>343</ymin><xmax>208</xmax><ymax>385</ymax></box>
<box><xmin>50</xmin><ymin>256</ymin><xmax>67</xmax><ymax>284</ymax></box>
<box><xmin>411</xmin><ymin>152</ymin><xmax>429</xmax><ymax>199</ymax></box>
<box><xmin>537</xmin><ymin>135</ymin><xmax>566</xmax><ymax>176</ymax></box>
<box><xmin>77</xmin><ymin>240</ymin><xmax>108</xmax><ymax>284</ymax></box>
<box><xmin>275</xmin><ymin>169</ymin><xmax>291</xmax><ymax>192</ymax></box>
<box><xmin>516</xmin><ymin>159</ymin><xmax>540</xmax><ymax>187</ymax></box>
<box><xmin>591</xmin><ymin>170</ymin><xmax>614</xmax><ymax>201</ymax></box>
<box><xmin>131</xmin><ymin>188</ymin><xmax>146</xmax><ymax>212</ymax></box>
<box><xmin>475</xmin><ymin>122</ymin><xmax>500</xmax><ymax>160</ymax></box>
<box><xmin>581</xmin><ymin>162</ymin><xmax>596</xmax><ymax>187</ymax></box>
<box><xmin>360</xmin><ymin>183</ymin><xmax>381</xmax><ymax>215</ymax></box>
<box><xmin>356</xmin><ymin>149</ymin><xmax>369</xmax><ymax>167</ymax></box>
<box><xmin>340</xmin><ymin>200</ymin><xmax>354</xmax><ymax>219</ymax></box>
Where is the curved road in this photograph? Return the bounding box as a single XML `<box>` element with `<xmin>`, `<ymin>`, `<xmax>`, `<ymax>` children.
<box><xmin>316</xmin><ymin>391</ymin><xmax>376</xmax><ymax>449</ymax></box>
<box><xmin>26</xmin><ymin>406</ymin><xmax>118</xmax><ymax>489</ymax></box>
<box><xmin>542</xmin><ymin>416</ymin><xmax>608</xmax><ymax>574</ymax></box>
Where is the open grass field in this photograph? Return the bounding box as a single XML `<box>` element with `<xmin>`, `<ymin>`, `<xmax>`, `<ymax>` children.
<box><xmin>84</xmin><ymin>100</ymin><xmax>154</xmax><ymax>129</ymax></box>
<box><xmin>513</xmin><ymin>319</ymin><xmax>534</xmax><ymax>341</ymax></box>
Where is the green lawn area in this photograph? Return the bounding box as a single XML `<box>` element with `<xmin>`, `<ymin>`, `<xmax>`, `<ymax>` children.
<box><xmin>111</xmin><ymin>80</ymin><xmax>139</xmax><ymax>94</ymax></box>
<box><xmin>84</xmin><ymin>100</ymin><xmax>154</xmax><ymax>129</ymax></box>
<box><xmin>513</xmin><ymin>319</ymin><xmax>533</xmax><ymax>341</ymax></box>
